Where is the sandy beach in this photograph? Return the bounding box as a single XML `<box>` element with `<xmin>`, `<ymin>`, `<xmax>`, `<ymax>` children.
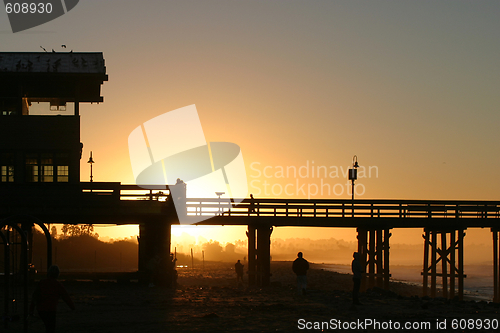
<box><xmin>5</xmin><ymin>261</ymin><xmax>497</xmax><ymax>332</ymax></box>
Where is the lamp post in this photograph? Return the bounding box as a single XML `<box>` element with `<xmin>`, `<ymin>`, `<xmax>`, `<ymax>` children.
<box><xmin>348</xmin><ymin>155</ymin><xmax>359</xmax><ymax>200</ymax></box>
<box><xmin>215</xmin><ymin>192</ymin><xmax>225</xmax><ymax>216</ymax></box>
<box><xmin>87</xmin><ymin>151</ymin><xmax>95</xmax><ymax>184</ymax></box>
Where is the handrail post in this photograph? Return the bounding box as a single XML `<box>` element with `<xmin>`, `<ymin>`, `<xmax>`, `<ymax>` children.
<box><xmin>113</xmin><ymin>184</ymin><xmax>120</xmax><ymax>201</ymax></box>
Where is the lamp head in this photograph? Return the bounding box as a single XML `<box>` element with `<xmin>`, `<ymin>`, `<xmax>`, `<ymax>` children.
<box><xmin>87</xmin><ymin>151</ymin><xmax>95</xmax><ymax>164</ymax></box>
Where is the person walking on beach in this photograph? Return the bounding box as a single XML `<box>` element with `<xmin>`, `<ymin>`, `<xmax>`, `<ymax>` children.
<box><xmin>351</xmin><ymin>252</ymin><xmax>363</xmax><ymax>305</ymax></box>
<box><xmin>235</xmin><ymin>260</ymin><xmax>244</xmax><ymax>282</ymax></box>
<box><xmin>292</xmin><ymin>252</ymin><xmax>309</xmax><ymax>295</ymax></box>
<box><xmin>29</xmin><ymin>265</ymin><xmax>75</xmax><ymax>333</ymax></box>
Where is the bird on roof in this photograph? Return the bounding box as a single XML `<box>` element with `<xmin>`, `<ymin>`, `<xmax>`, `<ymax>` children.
<box><xmin>40</xmin><ymin>46</ymin><xmax>47</xmax><ymax>52</ymax></box>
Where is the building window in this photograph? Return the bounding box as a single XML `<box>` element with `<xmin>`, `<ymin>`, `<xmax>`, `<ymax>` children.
<box><xmin>42</xmin><ymin>165</ymin><xmax>54</xmax><ymax>182</ymax></box>
<box><xmin>41</xmin><ymin>154</ymin><xmax>54</xmax><ymax>182</ymax></box>
<box><xmin>55</xmin><ymin>153</ymin><xmax>70</xmax><ymax>182</ymax></box>
<box><xmin>0</xmin><ymin>153</ymin><xmax>15</xmax><ymax>182</ymax></box>
<box><xmin>1</xmin><ymin>110</ymin><xmax>17</xmax><ymax>116</ymax></box>
<box><xmin>57</xmin><ymin>165</ymin><xmax>69</xmax><ymax>182</ymax></box>
<box><xmin>26</xmin><ymin>154</ymin><xmax>39</xmax><ymax>182</ymax></box>
<box><xmin>25</xmin><ymin>153</ymin><xmax>70</xmax><ymax>183</ymax></box>
<box><xmin>1</xmin><ymin>166</ymin><xmax>14</xmax><ymax>182</ymax></box>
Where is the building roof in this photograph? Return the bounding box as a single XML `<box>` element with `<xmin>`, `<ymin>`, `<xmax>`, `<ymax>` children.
<box><xmin>0</xmin><ymin>52</ymin><xmax>106</xmax><ymax>74</ymax></box>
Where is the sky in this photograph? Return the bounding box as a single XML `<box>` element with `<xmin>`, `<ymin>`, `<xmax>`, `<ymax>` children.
<box><xmin>1</xmin><ymin>0</ymin><xmax>499</xmax><ymax>246</ymax></box>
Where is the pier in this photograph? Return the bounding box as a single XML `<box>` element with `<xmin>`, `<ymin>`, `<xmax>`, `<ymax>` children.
<box><xmin>1</xmin><ymin>51</ymin><xmax>499</xmax><ymax>333</ymax></box>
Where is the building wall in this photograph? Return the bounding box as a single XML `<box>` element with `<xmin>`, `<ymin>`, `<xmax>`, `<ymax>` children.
<box><xmin>0</xmin><ymin>115</ymin><xmax>81</xmax><ymax>185</ymax></box>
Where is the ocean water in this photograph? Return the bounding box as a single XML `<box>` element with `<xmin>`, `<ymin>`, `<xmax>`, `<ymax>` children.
<box><xmin>321</xmin><ymin>263</ymin><xmax>495</xmax><ymax>302</ymax></box>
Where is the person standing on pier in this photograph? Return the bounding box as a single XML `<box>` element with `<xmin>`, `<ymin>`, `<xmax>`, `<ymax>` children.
<box><xmin>249</xmin><ymin>194</ymin><xmax>256</xmax><ymax>214</ymax></box>
<box><xmin>292</xmin><ymin>252</ymin><xmax>309</xmax><ymax>295</ymax></box>
<box><xmin>351</xmin><ymin>252</ymin><xmax>363</xmax><ymax>305</ymax></box>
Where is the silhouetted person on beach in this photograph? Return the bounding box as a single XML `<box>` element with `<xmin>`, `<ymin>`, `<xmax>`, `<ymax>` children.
<box><xmin>292</xmin><ymin>252</ymin><xmax>309</xmax><ymax>295</ymax></box>
<box><xmin>235</xmin><ymin>260</ymin><xmax>244</xmax><ymax>282</ymax></box>
<box><xmin>351</xmin><ymin>252</ymin><xmax>363</xmax><ymax>305</ymax></box>
<box><xmin>29</xmin><ymin>265</ymin><xmax>75</xmax><ymax>333</ymax></box>
<box><xmin>249</xmin><ymin>194</ymin><xmax>256</xmax><ymax>214</ymax></box>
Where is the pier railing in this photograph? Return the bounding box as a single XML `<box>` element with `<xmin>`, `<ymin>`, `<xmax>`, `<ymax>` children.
<box><xmin>81</xmin><ymin>183</ymin><xmax>169</xmax><ymax>202</ymax></box>
<box><xmin>185</xmin><ymin>198</ymin><xmax>500</xmax><ymax>219</ymax></box>
<box><xmin>79</xmin><ymin>183</ymin><xmax>500</xmax><ymax>220</ymax></box>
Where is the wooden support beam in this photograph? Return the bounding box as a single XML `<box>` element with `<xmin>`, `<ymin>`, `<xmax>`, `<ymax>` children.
<box><xmin>431</xmin><ymin>231</ymin><xmax>437</xmax><ymax>298</ymax></box>
<box><xmin>458</xmin><ymin>229</ymin><xmax>465</xmax><ymax>300</ymax></box>
<box><xmin>356</xmin><ymin>228</ymin><xmax>367</xmax><ymax>292</ymax></box>
<box><xmin>368</xmin><ymin>229</ymin><xmax>376</xmax><ymax>288</ymax></box>
<box><xmin>359</xmin><ymin>228</ymin><xmax>391</xmax><ymax>290</ymax></box>
<box><xmin>384</xmin><ymin>229</ymin><xmax>391</xmax><ymax>290</ymax></box>
<box><xmin>256</xmin><ymin>225</ymin><xmax>272</xmax><ymax>287</ymax></box>
<box><xmin>497</xmin><ymin>229</ymin><xmax>500</xmax><ymax>302</ymax></box>
<box><xmin>376</xmin><ymin>229</ymin><xmax>383</xmax><ymax>288</ymax></box>
<box><xmin>246</xmin><ymin>225</ymin><xmax>256</xmax><ymax>286</ymax></box>
<box><xmin>137</xmin><ymin>219</ymin><xmax>171</xmax><ymax>285</ymax></box>
<box><xmin>423</xmin><ymin>229</ymin><xmax>429</xmax><ymax>296</ymax></box>
<box><xmin>450</xmin><ymin>230</ymin><xmax>456</xmax><ymax>299</ymax></box>
<box><xmin>423</xmin><ymin>229</ymin><xmax>466</xmax><ymax>300</ymax></box>
<box><xmin>493</xmin><ymin>229</ymin><xmax>498</xmax><ymax>302</ymax></box>
<box><xmin>441</xmin><ymin>232</ymin><xmax>448</xmax><ymax>298</ymax></box>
